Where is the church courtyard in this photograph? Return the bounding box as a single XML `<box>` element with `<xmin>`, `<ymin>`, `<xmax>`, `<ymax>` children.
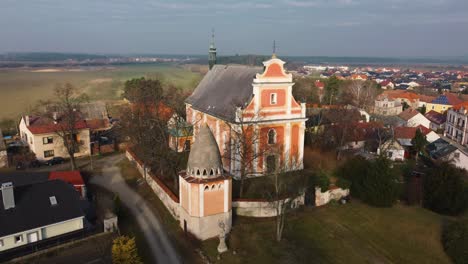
<box><xmin>116</xmin><ymin>157</ymin><xmax>452</xmax><ymax>264</ymax></box>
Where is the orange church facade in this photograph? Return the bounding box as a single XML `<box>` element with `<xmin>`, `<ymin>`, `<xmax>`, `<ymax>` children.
<box><xmin>185</xmin><ymin>56</ymin><xmax>307</xmax><ymax>178</ymax></box>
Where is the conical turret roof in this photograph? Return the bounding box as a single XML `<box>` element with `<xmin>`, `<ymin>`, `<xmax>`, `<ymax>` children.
<box><xmin>187</xmin><ymin>124</ymin><xmax>223</xmax><ymax>178</ymax></box>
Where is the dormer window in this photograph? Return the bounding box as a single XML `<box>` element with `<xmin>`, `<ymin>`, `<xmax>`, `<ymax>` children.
<box><xmin>268</xmin><ymin>129</ymin><xmax>277</xmax><ymax>145</ymax></box>
<box><xmin>270</xmin><ymin>93</ymin><xmax>277</xmax><ymax>105</ymax></box>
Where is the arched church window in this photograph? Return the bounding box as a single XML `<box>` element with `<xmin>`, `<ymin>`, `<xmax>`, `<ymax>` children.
<box><xmin>211</xmin><ymin>185</ymin><xmax>215</xmax><ymax>190</ymax></box>
<box><xmin>268</xmin><ymin>129</ymin><xmax>276</xmax><ymax>145</ymax></box>
<box><xmin>210</xmin><ymin>169</ymin><xmax>214</xmax><ymax>176</ymax></box>
<box><xmin>196</xmin><ymin>169</ymin><xmax>200</xmax><ymax>175</ymax></box>
<box><xmin>203</xmin><ymin>169</ymin><xmax>207</xmax><ymax>176</ymax></box>
<box><xmin>204</xmin><ymin>185</ymin><xmax>209</xmax><ymax>191</ymax></box>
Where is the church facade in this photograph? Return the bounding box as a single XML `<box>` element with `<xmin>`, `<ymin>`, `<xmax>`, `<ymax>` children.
<box><xmin>185</xmin><ymin>56</ymin><xmax>307</xmax><ymax>178</ymax></box>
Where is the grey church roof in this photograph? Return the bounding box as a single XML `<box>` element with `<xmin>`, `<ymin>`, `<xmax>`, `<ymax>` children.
<box><xmin>186</xmin><ymin>64</ymin><xmax>262</xmax><ymax>122</ymax></box>
<box><xmin>0</xmin><ymin>180</ymin><xmax>84</xmax><ymax>237</ymax></box>
<box><xmin>187</xmin><ymin>124</ymin><xmax>223</xmax><ymax>178</ymax></box>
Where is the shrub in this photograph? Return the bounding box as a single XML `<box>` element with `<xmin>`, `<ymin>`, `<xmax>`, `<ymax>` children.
<box><xmin>112</xmin><ymin>236</ymin><xmax>142</xmax><ymax>264</ymax></box>
<box><xmin>336</xmin><ymin>177</ymin><xmax>351</xmax><ymax>189</ymax></box>
<box><xmin>337</xmin><ymin>157</ymin><xmax>400</xmax><ymax>207</ymax></box>
<box><xmin>442</xmin><ymin>220</ymin><xmax>468</xmax><ymax>264</ymax></box>
<box><xmin>423</xmin><ymin>162</ymin><xmax>468</xmax><ymax>215</ymax></box>
<box><xmin>310</xmin><ymin>170</ymin><xmax>331</xmax><ymax>191</ymax></box>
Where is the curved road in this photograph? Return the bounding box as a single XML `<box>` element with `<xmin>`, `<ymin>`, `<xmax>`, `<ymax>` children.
<box><xmin>90</xmin><ymin>154</ymin><xmax>181</xmax><ymax>264</ymax></box>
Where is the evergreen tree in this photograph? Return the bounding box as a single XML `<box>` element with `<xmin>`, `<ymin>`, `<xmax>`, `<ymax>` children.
<box><xmin>411</xmin><ymin>128</ymin><xmax>427</xmax><ymax>161</ymax></box>
<box><xmin>325</xmin><ymin>75</ymin><xmax>340</xmax><ymax>105</ymax></box>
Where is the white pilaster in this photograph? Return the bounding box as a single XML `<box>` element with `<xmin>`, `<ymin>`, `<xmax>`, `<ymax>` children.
<box><xmin>299</xmin><ymin>122</ymin><xmax>305</xmax><ymax>169</ymax></box>
<box><xmin>224</xmin><ymin>180</ymin><xmax>228</xmax><ymax>212</ymax></box>
<box><xmin>199</xmin><ymin>184</ymin><xmax>204</xmax><ymax>217</ymax></box>
<box><xmin>285</xmin><ymin>123</ymin><xmax>291</xmax><ymax>168</ymax></box>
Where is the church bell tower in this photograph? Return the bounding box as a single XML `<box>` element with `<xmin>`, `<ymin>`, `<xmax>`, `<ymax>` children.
<box><xmin>208</xmin><ymin>29</ymin><xmax>217</xmax><ymax>70</ymax></box>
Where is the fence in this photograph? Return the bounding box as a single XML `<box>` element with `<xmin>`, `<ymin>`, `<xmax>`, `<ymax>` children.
<box><xmin>315</xmin><ymin>187</ymin><xmax>349</xmax><ymax>207</ymax></box>
<box><xmin>232</xmin><ymin>194</ymin><xmax>305</xmax><ymax>217</ymax></box>
<box><xmin>126</xmin><ymin>150</ymin><xmax>180</xmax><ymax>219</ymax></box>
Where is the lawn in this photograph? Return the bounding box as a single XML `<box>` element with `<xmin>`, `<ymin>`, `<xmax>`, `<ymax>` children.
<box><xmin>201</xmin><ymin>202</ymin><xmax>451</xmax><ymax>264</ymax></box>
<box><xmin>0</xmin><ymin>64</ymin><xmax>202</xmax><ymax>120</ymax></box>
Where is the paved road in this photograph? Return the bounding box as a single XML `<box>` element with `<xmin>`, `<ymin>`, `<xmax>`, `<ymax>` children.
<box><xmin>90</xmin><ymin>154</ymin><xmax>181</xmax><ymax>264</ymax></box>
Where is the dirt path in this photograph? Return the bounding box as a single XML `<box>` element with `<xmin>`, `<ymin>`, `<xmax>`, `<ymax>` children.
<box><xmin>90</xmin><ymin>154</ymin><xmax>181</xmax><ymax>264</ymax></box>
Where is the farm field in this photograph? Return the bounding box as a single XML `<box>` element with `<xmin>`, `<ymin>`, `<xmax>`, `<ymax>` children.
<box><xmin>0</xmin><ymin>64</ymin><xmax>202</xmax><ymax>121</ymax></box>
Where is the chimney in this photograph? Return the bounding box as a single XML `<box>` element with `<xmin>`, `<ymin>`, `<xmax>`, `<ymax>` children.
<box><xmin>2</xmin><ymin>182</ymin><xmax>15</xmax><ymax>210</ymax></box>
<box><xmin>25</xmin><ymin>115</ymin><xmax>30</xmax><ymax>126</ymax></box>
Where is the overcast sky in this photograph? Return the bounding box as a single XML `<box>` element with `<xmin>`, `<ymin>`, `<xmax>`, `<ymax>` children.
<box><xmin>1</xmin><ymin>0</ymin><xmax>467</xmax><ymax>57</ymax></box>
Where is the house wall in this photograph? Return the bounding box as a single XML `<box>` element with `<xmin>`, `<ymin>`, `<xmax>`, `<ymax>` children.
<box><xmin>0</xmin><ymin>217</ymin><xmax>83</xmax><ymax>252</ymax></box>
<box><xmin>19</xmin><ymin>118</ymin><xmax>91</xmax><ymax>161</ymax></box>
<box><xmin>407</xmin><ymin>114</ymin><xmax>431</xmax><ymax>128</ymax></box>
<box><xmin>426</xmin><ymin>103</ymin><xmax>451</xmax><ymax>113</ymax></box>
<box><xmin>374</xmin><ymin>99</ymin><xmax>403</xmax><ymax>116</ymax></box>
<box><xmin>451</xmin><ymin>150</ymin><xmax>468</xmax><ymax>171</ymax></box>
<box><xmin>445</xmin><ymin>108</ymin><xmax>468</xmax><ymax>146</ymax></box>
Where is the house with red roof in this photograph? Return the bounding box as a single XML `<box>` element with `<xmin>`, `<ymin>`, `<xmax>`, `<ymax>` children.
<box><xmin>394</xmin><ymin>125</ymin><xmax>440</xmax><ymax>147</ymax></box>
<box><xmin>49</xmin><ymin>171</ymin><xmax>86</xmax><ymax>198</ymax></box>
<box><xmin>19</xmin><ymin>115</ymin><xmax>91</xmax><ymax>161</ymax></box>
<box><xmin>425</xmin><ymin>110</ymin><xmax>447</xmax><ymax>132</ymax></box>
<box><xmin>351</xmin><ymin>74</ymin><xmax>368</xmax><ymax>81</ymax></box>
<box><xmin>398</xmin><ymin>108</ymin><xmax>431</xmax><ymax>128</ymax></box>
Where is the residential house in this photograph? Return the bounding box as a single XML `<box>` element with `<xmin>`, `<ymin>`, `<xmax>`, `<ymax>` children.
<box><xmin>398</xmin><ymin>108</ymin><xmax>431</xmax><ymax>128</ymax></box>
<box><xmin>425</xmin><ymin>110</ymin><xmax>446</xmax><ymax>132</ymax></box>
<box><xmin>315</xmin><ymin>80</ymin><xmax>325</xmax><ymax>103</ymax></box>
<box><xmin>394</xmin><ymin>125</ymin><xmax>440</xmax><ymax>147</ymax></box>
<box><xmin>0</xmin><ymin>129</ymin><xmax>7</xmax><ymax>168</ymax></box>
<box><xmin>351</xmin><ymin>74</ymin><xmax>368</xmax><ymax>81</ymax></box>
<box><xmin>379</xmin><ymin>80</ymin><xmax>395</xmax><ymax>90</ymax></box>
<box><xmin>418</xmin><ymin>94</ymin><xmax>437</xmax><ymax>108</ymax></box>
<box><xmin>374</xmin><ymin>95</ymin><xmax>403</xmax><ymax>116</ymax></box>
<box><xmin>380</xmin><ymin>90</ymin><xmax>420</xmax><ymax>109</ymax></box>
<box><xmin>377</xmin><ymin>139</ymin><xmax>405</xmax><ymax>161</ymax></box>
<box><xmin>0</xmin><ymin>180</ymin><xmax>84</xmax><ymax>252</ymax></box>
<box><xmin>426</xmin><ymin>93</ymin><xmax>463</xmax><ymax>113</ymax></box>
<box><xmin>18</xmin><ymin>115</ymin><xmax>91</xmax><ymax>161</ymax></box>
<box><xmin>444</xmin><ymin>102</ymin><xmax>468</xmax><ymax>146</ymax></box>
<box><xmin>428</xmin><ymin>137</ymin><xmax>468</xmax><ymax>171</ymax></box>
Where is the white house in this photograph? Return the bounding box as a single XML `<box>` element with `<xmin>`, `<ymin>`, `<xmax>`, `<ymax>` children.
<box><xmin>377</xmin><ymin>140</ymin><xmax>405</xmax><ymax>161</ymax></box>
<box><xmin>444</xmin><ymin>102</ymin><xmax>468</xmax><ymax>146</ymax></box>
<box><xmin>398</xmin><ymin>108</ymin><xmax>431</xmax><ymax>128</ymax></box>
<box><xmin>428</xmin><ymin>137</ymin><xmax>468</xmax><ymax>171</ymax></box>
<box><xmin>0</xmin><ymin>180</ymin><xmax>84</xmax><ymax>252</ymax></box>
<box><xmin>374</xmin><ymin>96</ymin><xmax>403</xmax><ymax>116</ymax></box>
<box><xmin>19</xmin><ymin>115</ymin><xmax>91</xmax><ymax>161</ymax></box>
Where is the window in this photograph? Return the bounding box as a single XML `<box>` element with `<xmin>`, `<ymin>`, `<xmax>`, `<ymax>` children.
<box><xmin>266</xmin><ymin>155</ymin><xmax>277</xmax><ymax>173</ymax></box>
<box><xmin>44</xmin><ymin>150</ymin><xmax>54</xmax><ymax>158</ymax></box>
<box><xmin>43</xmin><ymin>136</ymin><xmax>53</xmax><ymax>144</ymax></box>
<box><xmin>15</xmin><ymin>235</ymin><xmax>23</xmax><ymax>244</ymax></box>
<box><xmin>454</xmin><ymin>152</ymin><xmax>460</xmax><ymax>159</ymax></box>
<box><xmin>270</xmin><ymin>93</ymin><xmax>277</xmax><ymax>105</ymax></box>
<box><xmin>268</xmin><ymin>129</ymin><xmax>276</xmax><ymax>145</ymax></box>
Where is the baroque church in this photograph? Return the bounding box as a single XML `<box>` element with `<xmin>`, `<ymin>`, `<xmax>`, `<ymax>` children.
<box><xmin>185</xmin><ymin>37</ymin><xmax>307</xmax><ymax>178</ymax></box>
<box><xmin>177</xmin><ymin>35</ymin><xmax>307</xmax><ymax>240</ymax></box>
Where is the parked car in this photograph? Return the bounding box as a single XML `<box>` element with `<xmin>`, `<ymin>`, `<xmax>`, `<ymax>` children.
<box><xmin>45</xmin><ymin>157</ymin><xmax>65</xmax><ymax>166</ymax></box>
<box><xmin>29</xmin><ymin>159</ymin><xmax>42</xmax><ymax>168</ymax></box>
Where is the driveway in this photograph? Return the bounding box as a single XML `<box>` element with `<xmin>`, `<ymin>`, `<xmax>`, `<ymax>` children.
<box><xmin>90</xmin><ymin>154</ymin><xmax>181</xmax><ymax>264</ymax></box>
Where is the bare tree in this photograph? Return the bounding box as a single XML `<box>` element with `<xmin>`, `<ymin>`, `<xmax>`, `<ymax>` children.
<box><xmin>344</xmin><ymin>80</ymin><xmax>379</xmax><ymax>111</ymax></box>
<box><xmin>224</xmin><ymin>108</ymin><xmax>272</xmax><ymax>198</ymax></box>
<box><xmin>263</xmin><ymin>159</ymin><xmax>306</xmax><ymax>242</ymax></box>
<box><xmin>39</xmin><ymin>84</ymin><xmax>88</xmax><ymax>170</ymax></box>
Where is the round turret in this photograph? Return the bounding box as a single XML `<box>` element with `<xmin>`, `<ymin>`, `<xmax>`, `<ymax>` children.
<box><xmin>187</xmin><ymin>124</ymin><xmax>223</xmax><ymax>178</ymax></box>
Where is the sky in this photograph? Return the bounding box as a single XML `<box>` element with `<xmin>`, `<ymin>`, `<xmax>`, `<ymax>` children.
<box><xmin>1</xmin><ymin>0</ymin><xmax>467</xmax><ymax>57</ymax></box>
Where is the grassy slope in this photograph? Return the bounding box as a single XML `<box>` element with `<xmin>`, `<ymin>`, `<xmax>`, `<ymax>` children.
<box><xmin>0</xmin><ymin>64</ymin><xmax>201</xmax><ymax>120</ymax></box>
<box><xmin>202</xmin><ymin>202</ymin><xmax>451</xmax><ymax>264</ymax></box>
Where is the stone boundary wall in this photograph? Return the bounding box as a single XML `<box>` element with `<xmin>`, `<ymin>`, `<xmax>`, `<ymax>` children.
<box><xmin>315</xmin><ymin>187</ymin><xmax>349</xmax><ymax>207</ymax></box>
<box><xmin>126</xmin><ymin>150</ymin><xmax>180</xmax><ymax>219</ymax></box>
<box><xmin>232</xmin><ymin>194</ymin><xmax>305</xmax><ymax>218</ymax></box>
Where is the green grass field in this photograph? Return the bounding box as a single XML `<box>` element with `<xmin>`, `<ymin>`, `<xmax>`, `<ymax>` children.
<box><xmin>0</xmin><ymin>64</ymin><xmax>202</xmax><ymax>120</ymax></box>
<box><xmin>202</xmin><ymin>202</ymin><xmax>452</xmax><ymax>264</ymax></box>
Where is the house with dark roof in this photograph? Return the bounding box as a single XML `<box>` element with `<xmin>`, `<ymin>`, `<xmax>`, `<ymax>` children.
<box><xmin>185</xmin><ymin>56</ymin><xmax>307</xmax><ymax>178</ymax></box>
<box><xmin>0</xmin><ymin>129</ymin><xmax>7</xmax><ymax>168</ymax></box>
<box><xmin>0</xmin><ymin>180</ymin><xmax>85</xmax><ymax>252</ymax></box>
<box><xmin>425</xmin><ymin>110</ymin><xmax>446</xmax><ymax>132</ymax></box>
<box><xmin>427</xmin><ymin>137</ymin><xmax>468</xmax><ymax>171</ymax></box>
